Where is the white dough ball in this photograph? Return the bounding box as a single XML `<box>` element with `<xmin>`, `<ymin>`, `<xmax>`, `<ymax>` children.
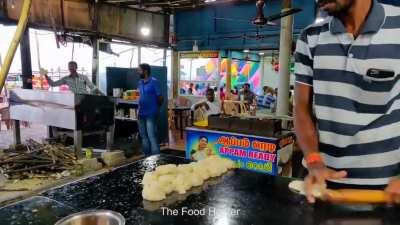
<box><xmin>142</xmin><ymin>158</ymin><xmax>236</xmax><ymax>201</ymax></box>
<box><xmin>189</xmin><ymin>172</ymin><xmax>204</xmax><ymax>187</ymax></box>
<box><xmin>207</xmin><ymin>163</ymin><xmax>226</xmax><ymax>177</ymax></box>
<box><xmin>192</xmin><ymin>162</ymin><xmax>211</xmax><ymax>180</ymax></box>
<box><xmin>142</xmin><ymin>183</ymin><xmax>167</xmax><ymax>201</ymax></box>
<box><xmin>142</xmin><ymin>171</ymin><xmax>158</xmax><ymax>185</ymax></box>
<box><xmin>220</xmin><ymin>158</ymin><xmax>236</xmax><ymax>170</ymax></box>
<box><xmin>158</xmin><ymin>174</ymin><xmax>176</xmax><ymax>194</ymax></box>
<box><xmin>174</xmin><ymin>174</ymin><xmax>193</xmax><ymax>194</ymax></box>
<box><xmin>154</xmin><ymin>164</ymin><xmax>177</xmax><ymax>175</ymax></box>
<box><xmin>177</xmin><ymin>164</ymin><xmax>193</xmax><ymax>174</ymax></box>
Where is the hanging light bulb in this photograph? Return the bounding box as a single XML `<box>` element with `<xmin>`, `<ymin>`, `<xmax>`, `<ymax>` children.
<box><xmin>140</xmin><ymin>26</ymin><xmax>151</xmax><ymax>36</ymax></box>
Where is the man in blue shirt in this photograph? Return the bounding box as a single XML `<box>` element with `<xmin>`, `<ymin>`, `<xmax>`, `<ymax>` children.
<box><xmin>137</xmin><ymin>63</ymin><xmax>163</xmax><ymax>156</ymax></box>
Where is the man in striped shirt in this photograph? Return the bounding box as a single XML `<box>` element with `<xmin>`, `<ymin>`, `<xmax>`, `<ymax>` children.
<box><xmin>294</xmin><ymin>0</ymin><xmax>400</xmax><ymax>203</ymax></box>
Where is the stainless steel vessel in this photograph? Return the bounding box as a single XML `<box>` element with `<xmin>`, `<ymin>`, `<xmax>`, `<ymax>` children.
<box><xmin>55</xmin><ymin>210</ymin><xmax>125</xmax><ymax>225</ymax></box>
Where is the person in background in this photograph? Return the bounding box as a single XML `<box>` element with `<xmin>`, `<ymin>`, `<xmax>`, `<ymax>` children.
<box><xmin>191</xmin><ymin>88</ymin><xmax>221</xmax><ymax>121</ymax></box>
<box><xmin>44</xmin><ymin>61</ymin><xmax>101</xmax><ymax>95</ymax></box>
<box><xmin>194</xmin><ymin>84</ymin><xmax>200</xmax><ymax>95</ymax></box>
<box><xmin>240</xmin><ymin>83</ymin><xmax>256</xmax><ymax>104</ymax></box>
<box><xmin>262</xmin><ymin>86</ymin><xmax>276</xmax><ymax>110</ymax></box>
<box><xmin>213</xmin><ymin>87</ymin><xmax>218</xmax><ymax>99</ymax></box>
<box><xmin>289</xmin><ymin>85</ymin><xmax>294</xmax><ymax>115</ymax></box>
<box><xmin>137</xmin><ymin>63</ymin><xmax>163</xmax><ymax>156</ymax></box>
<box><xmin>230</xmin><ymin>86</ymin><xmax>239</xmax><ymax>100</ymax></box>
<box><xmin>187</xmin><ymin>83</ymin><xmax>194</xmax><ymax>95</ymax></box>
<box><xmin>219</xmin><ymin>87</ymin><xmax>225</xmax><ymax>101</ymax></box>
<box><xmin>0</xmin><ymin>86</ymin><xmax>10</xmax><ymax>130</ymax></box>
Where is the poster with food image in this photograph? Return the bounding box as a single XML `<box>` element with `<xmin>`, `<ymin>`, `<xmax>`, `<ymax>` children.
<box><xmin>186</xmin><ymin>128</ymin><xmax>294</xmax><ymax>175</ymax></box>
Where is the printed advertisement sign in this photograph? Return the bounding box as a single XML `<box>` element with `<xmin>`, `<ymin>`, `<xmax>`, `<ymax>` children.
<box><xmin>180</xmin><ymin>51</ymin><xmax>219</xmax><ymax>59</ymax></box>
<box><xmin>186</xmin><ymin>128</ymin><xmax>294</xmax><ymax>175</ymax></box>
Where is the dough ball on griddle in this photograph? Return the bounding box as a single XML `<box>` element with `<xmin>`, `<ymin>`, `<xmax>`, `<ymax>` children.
<box><xmin>220</xmin><ymin>158</ymin><xmax>236</xmax><ymax>169</ymax></box>
<box><xmin>158</xmin><ymin>174</ymin><xmax>177</xmax><ymax>194</ymax></box>
<box><xmin>189</xmin><ymin>172</ymin><xmax>204</xmax><ymax>187</ymax></box>
<box><xmin>174</xmin><ymin>173</ymin><xmax>193</xmax><ymax>194</ymax></box>
<box><xmin>142</xmin><ymin>171</ymin><xmax>158</xmax><ymax>186</ymax></box>
<box><xmin>177</xmin><ymin>164</ymin><xmax>193</xmax><ymax>174</ymax></box>
<box><xmin>192</xmin><ymin>161</ymin><xmax>211</xmax><ymax>180</ymax></box>
<box><xmin>154</xmin><ymin>164</ymin><xmax>177</xmax><ymax>175</ymax></box>
<box><xmin>142</xmin><ymin>183</ymin><xmax>167</xmax><ymax>201</ymax></box>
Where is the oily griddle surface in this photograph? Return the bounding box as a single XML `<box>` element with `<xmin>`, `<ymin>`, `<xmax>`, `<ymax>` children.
<box><xmin>0</xmin><ymin>196</ymin><xmax>76</xmax><ymax>225</ymax></box>
<box><xmin>40</xmin><ymin>155</ymin><xmax>400</xmax><ymax>225</ymax></box>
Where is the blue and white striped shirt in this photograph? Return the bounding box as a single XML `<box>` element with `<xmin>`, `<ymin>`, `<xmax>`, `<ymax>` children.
<box><xmin>257</xmin><ymin>94</ymin><xmax>276</xmax><ymax>109</ymax></box>
<box><xmin>295</xmin><ymin>0</ymin><xmax>400</xmax><ymax>186</ymax></box>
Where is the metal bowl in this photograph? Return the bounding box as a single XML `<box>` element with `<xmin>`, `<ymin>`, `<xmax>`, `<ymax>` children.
<box><xmin>55</xmin><ymin>210</ymin><xmax>125</xmax><ymax>225</ymax></box>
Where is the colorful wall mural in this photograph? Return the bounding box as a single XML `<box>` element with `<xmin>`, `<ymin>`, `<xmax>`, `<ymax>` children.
<box><xmin>220</xmin><ymin>59</ymin><xmax>261</xmax><ymax>94</ymax></box>
<box><xmin>179</xmin><ymin>51</ymin><xmax>261</xmax><ymax>96</ymax></box>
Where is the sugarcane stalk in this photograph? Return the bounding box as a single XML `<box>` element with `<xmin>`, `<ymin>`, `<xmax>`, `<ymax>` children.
<box><xmin>3</xmin><ymin>160</ymin><xmax>53</xmax><ymax>164</ymax></box>
<box><xmin>0</xmin><ymin>154</ymin><xmax>29</xmax><ymax>163</ymax></box>
<box><xmin>30</xmin><ymin>154</ymin><xmax>52</xmax><ymax>161</ymax></box>
<box><xmin>0</xmin><ymin>188</ymin><xmax>29</xmax><ymax>192</ymax></box>
<box><xmin>7</xmin><ymin>163</ymin><xmax>56</xmax><ymax>173</ymax></box>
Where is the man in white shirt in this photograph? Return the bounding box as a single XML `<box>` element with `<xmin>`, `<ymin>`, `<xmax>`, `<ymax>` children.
<box><xmin>191</xmin><ymin>88</ymin><xmax>221</xmax><ymax>121</ymax></box>
<box><xmin>44</xmin><ymin>61</ymin><xmax>101</xmax><ymax>95</ymax></box>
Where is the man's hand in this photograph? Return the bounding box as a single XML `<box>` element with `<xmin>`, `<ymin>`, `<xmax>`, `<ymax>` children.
<box><xmin>305</xmin><ymin>162</ymin><xmax>347</xmax><ymax>203</ymax></box>
<box><xmin>385</xmin><ymin>178</ymin><xmax>400</xmax><ymax>204</ymax></box>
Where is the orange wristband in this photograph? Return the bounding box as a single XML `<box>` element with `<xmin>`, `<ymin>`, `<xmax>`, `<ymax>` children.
<box><xmin>306</xmin><ymin>152</ymin><xmax>323</xmax><ymax>166</ymax></box>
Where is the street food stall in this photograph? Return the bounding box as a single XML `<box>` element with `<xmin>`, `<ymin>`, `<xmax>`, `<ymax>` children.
<box><xmin>2</xmin><ymin>0</ymin><xmax>400</xmax><ymax>224</ymax></box>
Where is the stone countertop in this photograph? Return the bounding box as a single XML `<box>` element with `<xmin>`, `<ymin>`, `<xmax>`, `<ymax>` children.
<box><xmin>1</xmin><ymin>154</ymin><xmax>400</xmax><ymax>225</ymax></box>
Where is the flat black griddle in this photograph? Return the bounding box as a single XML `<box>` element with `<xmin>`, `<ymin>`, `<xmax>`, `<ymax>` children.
<box><xmin>2</xmin><ymin>155</ymin><xmax>400</xmax><ymax>225</ymax></box>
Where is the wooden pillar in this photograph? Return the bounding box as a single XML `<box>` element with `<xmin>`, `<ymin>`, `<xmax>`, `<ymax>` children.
<box><xmin>20</xmin><ymin>29</ymin><xmax>32</xmax><ymax>89</ymax></box>
<box><xmin>172</xmin><ymin>50</ymin><xmax>179</xmax><ymax>99</ymax></box>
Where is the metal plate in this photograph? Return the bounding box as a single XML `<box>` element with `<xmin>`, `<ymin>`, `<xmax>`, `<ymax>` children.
<box><xmin>55</xmin><ymin>210</ymin><xmax>125</xmax><ymax>225</ymax></box>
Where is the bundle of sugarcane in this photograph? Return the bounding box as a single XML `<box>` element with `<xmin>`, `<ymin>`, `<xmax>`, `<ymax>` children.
<box><xmin>0</xmin><ymin>139</ymin><xmax>79</xmax><ymax>179</ymax></box>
